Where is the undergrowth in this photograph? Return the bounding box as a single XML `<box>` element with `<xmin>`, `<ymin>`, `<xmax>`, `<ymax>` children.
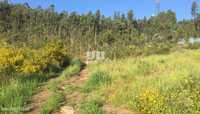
<box><xmin>82</xmin><ymin>71</ymin><xmax>111</xmax><ymax>93</ymax></box>
<box><xmin>85</xmin><ymin>50</ymin><xmax>200</xmax><ymax>114</ymax></box>
<box><xmin>79</xmin><ymin>100</ymin><xmax>103</xmax><ymax>114</ymax></box>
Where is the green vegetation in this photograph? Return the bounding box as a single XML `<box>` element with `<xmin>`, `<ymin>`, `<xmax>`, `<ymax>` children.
<box><xmin>79</xmin><ymin>100</ymin><xmax>103</xmax><ymax>114</ymax></box>
<box><xmin>0</xmin><ymin>75</ymin><xmax>46</xmax><ymax>114</ymax></box>
<box><xmin>39</xmin><ymin>93</ymin><xmax>64</xmax><ymax>114</ymax></box>
<box><xmin>40</xmin><ymin>60</ymin><xmax>84</xmax><ymax>114</ymax></box>
<box><xmin>1</xmin><ymin>1</ymin><xmax>200</xmax><ymax>114</ymax></box>
<box><xmin>84</xmin><ymin>50</ymin><xmax>200</xmax><ymax>114</ymax></box>
<box><xmin>60</xmin><ymin>59</ymin><xmax>84</xmax><ymax>79</ymax></box>
<box><xmin>0</xmin><ymin>1</ymin><xmax>200</xmax><ymax>59</ymax></box>
<box><xmin>83</xmin><ymin>71</ymin><xmax>111</xmax><ymax>92</ymax></box>
<box><xmin>0</xmin><ymin>39</ymin><xmax>73</xmax><ymax>113</ymax></box>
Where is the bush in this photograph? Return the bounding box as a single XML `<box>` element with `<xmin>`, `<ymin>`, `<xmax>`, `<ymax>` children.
<box><xmin>60</xmin><ymin>64</ymin><xmax>81</xmax><ymax>78</ymax></box>
<box><xmin>39</xmin><ymin>40</ymin><xmax>70</xmax><ymax>73</ymax></box>
<box><xmin>0</xmin><ymin>46</ymin><xmax>25</xmax><ymax>73</ymax></box>
<box><xmin>70</xmin><ymin>58</ymin><xmax>85</xmax><ymax>69</ymax></box>
<box><xmin>0</xmin><ymin>39</ymin><xmax>71</xmax><ymax>75</ymax></box>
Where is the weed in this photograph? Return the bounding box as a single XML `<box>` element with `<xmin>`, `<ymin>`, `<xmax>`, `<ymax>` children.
<box><xmin>39</xmin><ymin>92</ymin><xmax>64</xmax><ymax>114</ymax></box>
<box><xmin>82</xmin><ymin>71</ymin><xmax>111</xmax><ymax>92</ymax></box>
<box><xmin>79</xmin><ymin>100</ymin><xmax>103</xmax><ymax>114</ymax></box>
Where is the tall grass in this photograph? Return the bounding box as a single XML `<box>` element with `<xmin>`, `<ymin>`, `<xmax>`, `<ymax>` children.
<box><xmin>86</xmin><ymin>50</ymin><xmax>200</xmax><ymax>114</ymax></box>
<box><xmin>60</xmin><ymin>59</ymin><xmax>84</xmax><ymax>79</ymax></box>
<box><xmin>0</xmin><ymin>74</ymin><xmax>47</xmax><ymax>114</ymax></box>
<box><xmin>0</xmin><ymin>58</ymin><xmax>84</xmax><ymax>114</ymax></box>
<box><xmin>82</xmin><ymin>71</ymin><xmax>111</xmax><ymax>93</ymax></box>
<box><xmin>79</xmin><ymin>100</ymin><xmax>103</xmax><ymax>114</ymax></box>
<box><xmin>39</xmin><ymin>93</ymin><xmax>64</xmax><ymax>114</ymax></box>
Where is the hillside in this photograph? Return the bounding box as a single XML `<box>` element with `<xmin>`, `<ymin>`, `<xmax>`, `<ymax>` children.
<box><xmin>0</xmin><ymin>40</ymin><xmax>200</xmax><ymax>114</ymax></box>
<box><xmin>82</xmin><ymin>49</ymin><xmax>200</xmax><ymax>114</ymax></box>
<box><xmin>1</xmin><ymin>1</ymin><xmax>200</xmax><ymax>114</ymax></box>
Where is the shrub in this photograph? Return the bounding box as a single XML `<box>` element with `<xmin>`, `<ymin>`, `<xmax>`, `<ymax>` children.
<box><xmin>70</xmin><ymin>58</ymin><xmax>85</xmax><ymax>69</ymax></box>
<box><xmin>0</xmin><ymin>46</ymin><xmax>25</xmax><ymax>73</ymax></box>
<box><xmin>60</xmin><ymin>59</ymin><xmax>84</xmax><ymax>79</ymax></box>
<box><xmin>20</xmin><ymin>59</ymin><xmax>41</xmax><ymax>74</ymax></box>
<box><xmin>38</xmin><ymin>40</ymin><xmax>70</xmax><ymax>73</ymax></box>
<box><xmin>0</xmin><ymin>39</ymin><xmax>71</xmax><ymax>75</ymax></box>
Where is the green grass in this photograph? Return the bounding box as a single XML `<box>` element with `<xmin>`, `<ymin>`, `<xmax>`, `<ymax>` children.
<box><xmin>0</xmin><ymin>58</ymin><xmax>84</xmax><ymax>114</ymax></box>
<box><xmin>85</xmin><ymin>50</ymin><xmax>200</xmax><ymax>114</ymax></box>
<box><xmin>60</xmin><ymin>59</ymin><xmax>84</xmax><ymax>79</ymax></box>
<box><xmin>0</xmin><ymin>74</ymin><xmax>47</xmax><ymax>114</ymax></box>
<box><xmin>60</xmin><ymin>64</ymin><xmax>80</xmax><ymax>78</ymax></box>
<box><xmin>79</xmin><ymin>100</ymin><xmax>103</xmax><ymax>114</ymax></box>
<box><xmin>82</xmin><ymin>71</ymin><xmax>111</xmax><ymax>93</ymax></box>
<box><xmin>40</xmin><ymin>60</ymin><xmax>84</xmax><ymax>114</ymax></box>
<box><xmin>39</xmin><ymin>92</ymin><xmax>64</xmax><ymax>114</ymax></box>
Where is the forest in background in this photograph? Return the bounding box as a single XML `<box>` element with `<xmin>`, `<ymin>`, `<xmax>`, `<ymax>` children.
<box><xmin>0</xmin><ymin>1</ymin><xmax>200</xmax><ymax>58</ymax></box>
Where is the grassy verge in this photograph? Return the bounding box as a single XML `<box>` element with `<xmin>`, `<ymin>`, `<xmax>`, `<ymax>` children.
<box><xmin>39</xmin><ymin>93</ymin><xmax>64</xmax><ymax>114</ymax></box>
<box><xmin>82</xmin><ymin>71</ymin><xmax>111</xmax><ymax>93</ymax></box>
<box><xmin>79</xmin><ymin>100</ymin><xmax>103</xmax><ymax>114</ymax></box>
<box><xmin>0</xmin><ymin>74</ymin><xmax>47</xmax><ymax>114</ymax></box>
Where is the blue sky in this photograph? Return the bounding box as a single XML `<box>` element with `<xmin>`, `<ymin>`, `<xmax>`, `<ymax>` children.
<box><xmin>10</xmin><ymin>0</ymin><xmax>200</xmax><ymax>20</ymax></box>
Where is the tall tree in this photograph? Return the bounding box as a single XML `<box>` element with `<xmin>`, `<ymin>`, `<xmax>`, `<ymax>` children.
<box><xmin>127</xmin><ymin>10</ymin><xmax>134</xmax><ymax>33</ymax></box>
<box><xmin>94</xmin><ymin>10</ymin><xmax>101</xmax><ymax>48</ymax></box>
<box><xmin>191</xmin><ymin>1</ymin><xmax>199</xmax><ymax>31</ymax></box>
<box><xmin>127</xmin><ymin>10</ymin><xmax>133</xmax><ymax>23</ymax></box>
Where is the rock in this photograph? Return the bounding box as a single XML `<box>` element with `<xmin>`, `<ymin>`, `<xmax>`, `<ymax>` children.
<box><xmin>60</xmin><ymin>106</ymin><xmax>74</xmax><ymax>114</ymax></box>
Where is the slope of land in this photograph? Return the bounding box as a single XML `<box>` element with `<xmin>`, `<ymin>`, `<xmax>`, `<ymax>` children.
<box><xmin>8</xmin><ymin>49</ymin><xmax>200</xmax><ymax>114</ymax></box>
<box><xmin>83</xmin><ymin>49</ymin><xmax>200</xmax><ymax>114</ymax></box>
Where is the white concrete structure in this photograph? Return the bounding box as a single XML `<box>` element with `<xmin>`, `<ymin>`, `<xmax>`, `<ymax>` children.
<box><xmin>178</xmin><ymin>37</ymin><xmax>200</xmax><ymax>45</ymax></box>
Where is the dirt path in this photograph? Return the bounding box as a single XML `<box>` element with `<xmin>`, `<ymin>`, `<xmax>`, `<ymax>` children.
<box><xmin>26</xmin><ymin>68</ymin><xmax>88</xmax><ymax>114</ymax></box>
<box><xmin>26</xmin><ymin>86</ymin><xmax>52</xmax><ymax>114</ymax></box>
<box><xmin>59</xmin><ymin>68</ymin><xmax>88</xmax><ymax>89</ymax></box>
<box><xmin>52</xmin><ymin>68</ymin><xmax>135</xmax><ymax>114</ymax></box>
<box><xmin>26</xmin><ymin>69</ymin><xmax>87</xmax><ymax>114</ymax></box>
<box><xmin>26</xmin><ymin>67</ymin><xmax>135</xmax><ymax>114</ymax></box>
<box><xmin>102</xmin><ymin>105</ymin><xmax>134</xmax><ymax>114</ymax></box>
<box><xmin>53</xmin><ymin>68</ymin><xmax>89</xmax><ymax>114</ymax></box>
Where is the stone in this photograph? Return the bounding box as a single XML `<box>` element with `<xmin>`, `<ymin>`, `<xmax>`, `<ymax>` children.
<box><xmin>60</xmin><ymin>106</ymin><xmax>74</xmax><ymax>114</ymax></box>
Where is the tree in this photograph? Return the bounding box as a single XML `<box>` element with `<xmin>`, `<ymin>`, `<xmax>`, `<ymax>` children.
<box><xmin>114</xmin><ymin>11</ymin><xmax>120</xmax><ymax>20</ymax></box>
<box><xmin>127</xmin><ymin>10</ymin><xmax>133</xmax><ymax>23</ymax></box>
<box><xmin>49</xmin><ymin>4</ymin><xmax>55</xmax><ymax>13</ymax></box>
<box><xmin>127</xmin><ymin>10</ymin><xmax>134</xmax><ymax>33</ymax></box>
<box><xmin>94</xmin><ymin>10</ymin><xmax>101</xmax><ymax>48</ymax></box>
<box><xmin>191</xmin><ymin>1</ymin><xmax>199</xmax><ymax>30</ymax></box>
<box><xmin>0</xmin><ymin>1</ymin><xmax>10</xmax><ymax>32</ymax></box>
<box><xmin>0</xmin><ymin>2</ymin><xmax>200</xmax><ymax>58</ymax></box>
<box><xmin>121</xmin><ymin>13</ymin><xmax>126</xmax><ymax>21</ymax></box>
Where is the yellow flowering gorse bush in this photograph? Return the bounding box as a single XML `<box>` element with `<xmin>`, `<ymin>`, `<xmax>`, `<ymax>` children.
<box><xmin>0</xmin><ymin>46</ymin><xmax>24</xmax><ymax>73</ymax></box>
<box><xmin>0</xmin><ymin>39</ymin><xmax>70</xmax><ymax>75</ymax></box>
